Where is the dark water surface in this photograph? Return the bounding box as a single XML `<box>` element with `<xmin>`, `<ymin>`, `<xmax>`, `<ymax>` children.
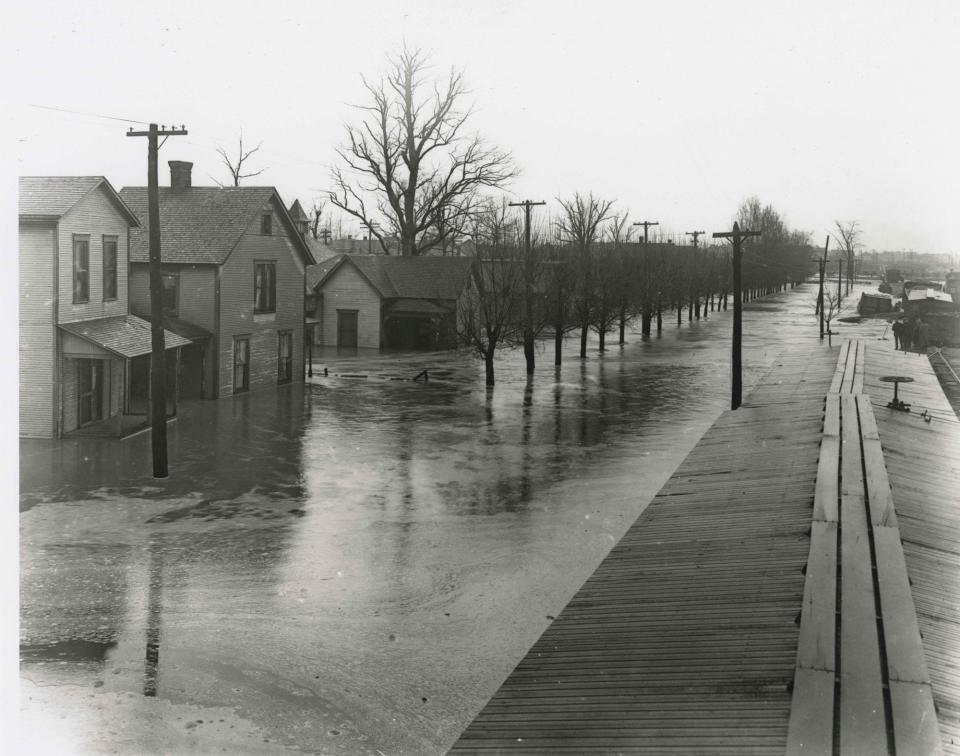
<box><xmin>20</xmin><ymin>284</ymin><xmax>876</xmax><ymax>754</ymax></box>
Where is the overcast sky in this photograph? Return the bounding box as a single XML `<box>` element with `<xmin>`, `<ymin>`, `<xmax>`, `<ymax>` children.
<box><xmin>5</xmin><ymin>0</ymin><xmax>959</xmax><ymax>253</ymax></box>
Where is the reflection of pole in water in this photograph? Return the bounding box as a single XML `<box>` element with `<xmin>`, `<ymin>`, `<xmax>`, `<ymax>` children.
<box><xmin>553</xmin><ymin>368</ymin><xmax>563</xmax><ymax>449</ymax></box>
<box><xmin>144</xmin><ymin>541</ymin><xmax>163</xmax><ymax>697</ymax></box>
<box><xmin>579</xmin><ymin>361</ymin><xmax>589</xmax><ymax>446</ymax></box>
<box><xmin>520</xmin><ymin>380</ymin><xmax>533</xmax><ymax>502</ymax></box>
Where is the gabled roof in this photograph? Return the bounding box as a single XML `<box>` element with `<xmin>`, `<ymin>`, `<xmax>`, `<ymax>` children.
<box><xmin>288</xmin><ymin>199</ymin><xmax>309</xmax><ymax>224</ymax></box>
<box><xmin>119</xmin><ymin>186</ymin><xmax>314</xmax><ymax>266</ymax></box>
<box><xmin>19</xmin><ymin>176</ymin><xmax>140</xmax><ymax>225</ymax></box>
<box><xmin>307</xmin><ymin>254</ymin><xmax>474</xmax><ymax>301</ymax></box>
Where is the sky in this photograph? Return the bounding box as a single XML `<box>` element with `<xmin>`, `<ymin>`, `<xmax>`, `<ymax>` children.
<box><xmin>4</xmin><ymin>0</ymin><xmax>960</xmax><ymax>254</ymax></box>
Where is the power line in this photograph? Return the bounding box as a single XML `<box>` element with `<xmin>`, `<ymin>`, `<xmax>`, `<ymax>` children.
<box><xmin>27</xmin><ymin>102</ymin><xmax>149</xmax><ymax>125</ymax></box>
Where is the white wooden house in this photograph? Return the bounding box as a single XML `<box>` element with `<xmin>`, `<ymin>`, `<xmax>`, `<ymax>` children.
<box><xmin>19</xmin><ymin>176</ymin><xmax>190</xmax><ymax>438</ymax></box>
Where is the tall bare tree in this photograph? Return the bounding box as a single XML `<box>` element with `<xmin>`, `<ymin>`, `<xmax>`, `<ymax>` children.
<box><xmin>330</xmin><ymin>46</ymin><xmax>517</xmax><ymax>256</ymax></box>
<box><xmin>309</xmin><ymin>200</ymin><xmax>326</xmax><ymax>240</ymax></box>
<box><xmin>556</xmin><ymin>192</ymin><xmax>615</xmax><ymax>358</ymax></box>
<box><xmin>458</xmin><ymin>199</ymin><xmax>523</xmax><ymax>385</ymax></box>
<box><xmin>217</xmin><ymin>134</ymin><xmax>266</xmax><ymax>186</ymax></box>
<box><xmin>833</xmin><ymin>220</ymin><xmax>862</xmax><ymax>294</ymax></box>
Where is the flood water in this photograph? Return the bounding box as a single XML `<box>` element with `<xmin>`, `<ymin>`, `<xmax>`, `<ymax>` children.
<box><xmin>19</xmin><ymin>283</ymin><xmax>877</xmax><ymax>754</ymax></box>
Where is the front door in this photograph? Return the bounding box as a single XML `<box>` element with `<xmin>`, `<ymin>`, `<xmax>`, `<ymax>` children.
<box><xmin>77</xmin><ymin>359</ymin><xmax>104</xmax><ymax>426</ymax></box>
<box><xmin>337</xmin><ymin>310</ymin><xmax>358</xmax><ymax>348</ymax></box>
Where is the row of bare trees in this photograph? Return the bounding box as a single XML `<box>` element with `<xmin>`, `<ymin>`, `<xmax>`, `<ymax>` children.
<box><xmin>457</xmin><ymin>195</ymin><xmax>814</xmax><ymax>385</ymax></box>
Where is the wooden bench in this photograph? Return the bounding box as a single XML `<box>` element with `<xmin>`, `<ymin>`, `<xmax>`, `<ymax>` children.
<box><xmin>787</xmin><ymin>341</ymin><xmax>941</xmax><ymax>755</ymax></box>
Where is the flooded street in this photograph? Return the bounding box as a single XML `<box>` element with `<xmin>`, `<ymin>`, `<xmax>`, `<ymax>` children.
<box><xmin>20</xmin><ymin>283</ymin><xmax>876</xmax><ymax>754</ymax></box>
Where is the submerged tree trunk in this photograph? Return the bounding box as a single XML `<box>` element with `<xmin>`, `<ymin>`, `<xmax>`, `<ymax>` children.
<box><xmin>580</xmin><ymin>323</ymin><xmax>588</xmax><ymax>358</ymax></box>
<box><xmin>554</xmin><ymin>326</ymin><xmax>563</xmax><ymax>366</ymax></box>
<box><xmin>484</xmin><ymin>352</ymin><xmax>495</xmax><ymax>386</ymax></box>
<box><xmin>641</xmin><ymin>309</ymin><xmax>652</xmax><ymax>336</ymax></box>
<box><xmin>523</xmin><ymin>337</ymin><xmax>535</xmax><ymax>376</ymax></box>
<box><xmin>619</xmin><ymin>307</ymin><xmax>626</xmax><ymax>344</ymax></box>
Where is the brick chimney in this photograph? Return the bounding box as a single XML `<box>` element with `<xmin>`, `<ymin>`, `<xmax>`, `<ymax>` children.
<box><xmin>168</xmin><ymin>160</ymin><xmax>193</xmax><ymax>190</ymax></box>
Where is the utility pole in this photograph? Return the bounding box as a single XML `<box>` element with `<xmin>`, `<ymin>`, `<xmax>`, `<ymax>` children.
<box><xmin>687</xmin><ymin>231</ymin><xmax>705</xmax><ymax>320</ymax></box>
<box><xmin>713</xmin><ymin>222</ymin><xmax>761</xmax><ymax>411</ymax></box>
<box><xmin>127</xmin><ymin>123</ymin><xmax>188</xmax><ymax>478</ymax></box>
<box><xmin>818</xmin><ymin>236</ymin><xmax>830</xmax><ymax>338</ymax></box>
<box><xmin>838</xmin><ymin>259</ymin><xmax>843</xmax><ymax>304</ymax></box>
<box><xmin>509</xmin><ymin>199</ymin><xmax>546</xmax><ymax>375</ymax></box>
<box><xmin>366</xmin><ymin>221</ymin><xmax>380</xmax><ymax>254</ymax></box>
<box><xmin>633</xmin><ymin>220</ymin><xmax>660</xmax><ymax>335</ymax></box>
<box><xmin>633</xmin><ymin>220</ymin><xmax>659</xmax><ymax>244</ymax></box>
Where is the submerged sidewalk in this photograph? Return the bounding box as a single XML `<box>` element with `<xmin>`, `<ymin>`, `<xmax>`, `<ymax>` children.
<box><xmin>451</xmin><ymin>335</ymin><xmax>959</xmax><ymax>754</ymax></box>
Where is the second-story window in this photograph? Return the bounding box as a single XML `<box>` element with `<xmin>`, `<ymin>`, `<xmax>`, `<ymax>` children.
<box><xmin>254</xmin><ymin>262</ymin><xmax>276</xmax><ymax>314</ymax></box>
<box><xmin>73</xmin><ymin>235</ymin><xmax>90</xmax><ymax>303</ymax></box>
<box><xmin>102</xmin><ymin>236</ymin><xmax>118</xmax><ymax>301</ymax></box>
<box><xmin>261</xmin><ymin>213</ymin><xmax>273</xmax><ymax>235</ymax></box>
<box><xmin>161</xmin><ymin>272</ymin><xmax>178</xmax><ymax>315</ymax></box>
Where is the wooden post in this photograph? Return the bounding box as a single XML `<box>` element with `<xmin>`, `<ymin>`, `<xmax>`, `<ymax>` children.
<box><xmin>127</xmin><ymin>123</ymin><xmax>187</xmax><ymax>477</ymax></box>
<box><xmin>509</xmin><ymin>199</ymin><xmax>546</xmax><ymax>375</ymax></box>
<box><xmin>819</xmin><ymin>257</ymin><xmax>826</xmax><ymax>339</ymax></box>
<box><xmin>714</xmin><ymin>222</ymin><xmax>761</xmax><ymax>410</ymax></box>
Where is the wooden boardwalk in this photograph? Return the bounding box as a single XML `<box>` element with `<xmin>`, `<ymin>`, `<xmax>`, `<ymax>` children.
<box><xmin>864</xmin><ymin>342</ymin><xmax>960</xmax><ymax>753</ymax></box>
<box><xmin>451</xmin><ymin>344</ymin><xmax>840</xmax><ymax>754</ymax></box>
<box><xmin>450</xmin><ymin>338</ymin><xmax>959</xmax><ymax>755</ymax></box>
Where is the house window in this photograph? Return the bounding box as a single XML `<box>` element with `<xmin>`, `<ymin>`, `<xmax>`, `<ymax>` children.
<box><xmin>102</xmin><ymin>236</ymin><xmax>118</xmax><ymax>301</ymax></box>
<box><xmin>160</xmin><ymin>273</ymin><xmax>178</xmax><ymax>315</ymax></box>
<box><xmin>261</xmin><ymin>213</ymin><xmax>273</xmax><ymax>235</ymax></box>
<box><xmin>278</xmin><ymin>331</ymin><xmax>293</xmax><ymax>383</ymax></box>
<box><xmin>254</xmin><ymin>262</ymin><xmax>276</xmax><ymax>313</ymax></box>
<box><xmin>233</xmin><ymin>337</ymin><xmax>250</xmax><ymax>393</ymax></box>
<box><xmin>73</xmin><ymin>235</ymin><xmax>90</xmax><ymax>303</ymax></box>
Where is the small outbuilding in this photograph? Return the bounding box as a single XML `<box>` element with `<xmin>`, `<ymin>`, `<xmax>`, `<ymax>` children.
<box><xmin>307</xmin><ymin>254</ymin><xmax>474</xmax><ymax>350</ymax></box>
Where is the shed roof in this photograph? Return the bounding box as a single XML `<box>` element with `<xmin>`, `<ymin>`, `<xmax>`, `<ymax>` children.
<box><xmin>385</xmin><ymin>298</ymin><xmax>449</xmax><ymax>315</ymax></box>
<box><xmin>308</xmin><ymin>254</ymin><xmax>474</xmax><ymax>301</ymax></box>
<box><xmin>59</xmin><ymin>315</ymin><xmax>191</xmax><ymax>358</ymax></box>
<box><xmin>19</xmin><ymin>176</ymin><xmax>140</xmax><ymax>225</ymax></box>
<box><xmin>119</xmin><ymin>186</ymin><xmax>314</xmax><ymax>266</ymax></box>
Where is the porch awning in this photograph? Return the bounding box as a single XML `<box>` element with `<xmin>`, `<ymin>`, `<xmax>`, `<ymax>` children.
<box><xmin>385</xmin><ymin>298</ymin><xmax>448</xmax><ymax>316</ymax></box>
<box><xmin>59</xmin><ymin>315</ymin><xmax>192</xmax><ymax>359</ymax></box>
<box><xmin>131</xmin><ymin>310</ymin><xmax>213</xmax><ymax>342</ymax></box>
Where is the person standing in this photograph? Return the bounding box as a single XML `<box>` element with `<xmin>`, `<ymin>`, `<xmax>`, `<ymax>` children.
<box><xmin>892</xmin><ymin>319</ymin><xmax>902</xmax><ymax>350</ymax></box>
<box><xmin>918</xmin><ymin>318</ymin><xmax>931</xmax><ymax>353</ymax></box>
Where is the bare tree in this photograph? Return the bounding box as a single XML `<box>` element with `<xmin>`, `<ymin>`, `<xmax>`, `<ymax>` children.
<box><xmin>458</xmin><ymin>199</ymin><xmax>523</xmax><ymax>385</ymax></box>
<box><xmin>309</xmin><ymin>200</ymin><xmax>326</xmax><ymax>240</ymax></box>
<box><xmin>833</xmin><ymin>220</ymin><xmax>862</xmax><ymax>294</ymax></box>
<box><xmin>330</xmin><ymin>46</ymin><xmax>517</xmax><ymax>257</ymax></box>
<box><xmin>816</xmin><ymin>289</ymin><xmax>845</xmax><ymax>347</ymax></box>
<box><xmin>556</xmin><ymin>193</ymin><xmax>615</xmax><ymax>358</ymax></box>
<box><xmin>217</xmin><ymin>134</ymin><xmax>266</xmax><ymax>186</ymax></box>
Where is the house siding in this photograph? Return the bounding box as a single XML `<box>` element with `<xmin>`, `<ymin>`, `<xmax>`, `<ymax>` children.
<box><xmin>19</xmin><ymin>221</ymin><xmax>58</xmax><ymax>437</ymax></box>
<box><xmin>129</xmin><ymin>263</ymin><xmax>216</xmax><ymax>330</ymax></box>
<box><xmin>130</xmin><ymin>262</ymin><xmax>217</xmax><ymax>396</ymax></box>
<box><xmin>57</xmin><ymin>189</ymin><xmax>130</xmax><ymax>325</ymax></box>
<box><xmin>318</xmin><ymin>264</ymin><xmax>382</xmax><ymax>348</ymax></box>
<box><xmin>217</xmin><ymin>201</ymin><xmax>305</xmax><ymax>396</ymax></box>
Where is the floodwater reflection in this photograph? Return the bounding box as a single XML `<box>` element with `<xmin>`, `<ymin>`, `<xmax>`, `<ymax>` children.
<box><xmin>20</xmin><ymin>284</ymin><xmax>853</xmax><ymax>755</ymax></box>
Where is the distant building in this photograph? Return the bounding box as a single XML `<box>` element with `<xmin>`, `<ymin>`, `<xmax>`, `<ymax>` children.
<box><xmin>19</xmin><ymin>176</ymin><xmax>190</xmax><ymax>438</ymax></box>
<box><xmin>120</xmin><ymin>162</ymin><xmax>315</xmax><ymax>398</ymax></box>
<box><xmin>306</xmin><ymin>254</ymin><xmax>474</xmax><ymax>350</ymax></box>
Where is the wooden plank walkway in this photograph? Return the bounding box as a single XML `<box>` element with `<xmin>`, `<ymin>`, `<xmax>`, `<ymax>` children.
<box><xmin>450</xmin><ymin>338</ymin><xmax>959</xmax><ymax>754</ymax></box>
<box><xmin>450</xmin><ymin>344</ymin><xmax>840</xmax><ymax>754</ymax></box>
<box><xmin>863</xmin><ymin>342</ymin><xmax>960</xmax><ymax>754</ymax></box>
<box><xmin>786</xmin><ymin>341</ymin><xmax>940</xmax><ymax>755</ymax></box>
